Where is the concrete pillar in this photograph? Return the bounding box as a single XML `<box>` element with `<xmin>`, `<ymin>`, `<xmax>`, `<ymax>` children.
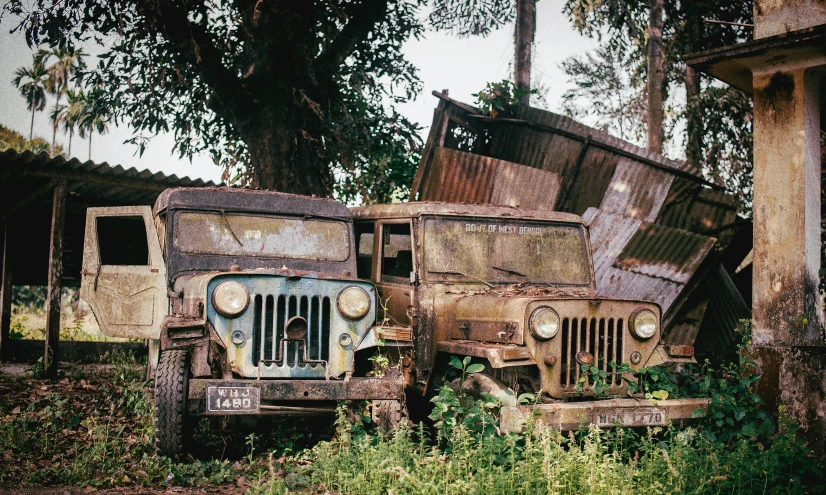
<box><xmin>751</xmin><ymin>66</ymin><xmax>826</xmax><ymax>446</ymax></box>
<box><xmin>752</xmin><ymin>68</ymin><xmax>823</xmax><ymax>345</ymax></box>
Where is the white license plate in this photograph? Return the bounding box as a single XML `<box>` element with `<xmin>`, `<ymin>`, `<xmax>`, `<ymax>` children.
<box><xmin>205</xmin><ymin>385</ymin><xmax>260</xmax><ymax>415</ymax></box>
<box><xmin>592</xmin><ymin>407</ymin><xmax>666</xmax><ymax>427</ymax></box>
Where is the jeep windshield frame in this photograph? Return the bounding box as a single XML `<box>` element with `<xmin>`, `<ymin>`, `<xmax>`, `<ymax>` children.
<box><xmin>422</xmin><ymin>215</ymin><xmax>592</xmax><ymax>286</ymax></box>
<box><xmin>163</xmin><ymin>209</ymin><xmax>357</xmax><ymax>282</ymax></box>
<box><xmin>174</xmin><ymin>211</ymin><xmax>350</xmax><ymax>261</ymax></box>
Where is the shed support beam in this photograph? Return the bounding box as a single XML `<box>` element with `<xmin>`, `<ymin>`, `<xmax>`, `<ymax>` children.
<box><xmin>44</xmin><ymin>181</ymin><xmax>67</xmax><ymax>379</ymax></box>
<box><xmin>0</xmin><ymin>222</ymin><xmax>12</xmax><ymax>362</ymax></box>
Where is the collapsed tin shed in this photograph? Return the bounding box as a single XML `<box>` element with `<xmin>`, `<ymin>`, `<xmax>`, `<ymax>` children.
<box><xmin>411</xmin><ymin>91</ymin><xmax>751</xmax><ymax>363</ymax></box>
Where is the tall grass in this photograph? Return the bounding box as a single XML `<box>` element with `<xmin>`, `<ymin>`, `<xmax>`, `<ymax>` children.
<box><xmin>250</xmin><ymin>410</ymin><xmax>822</xmax><ymax>495</ymax></box>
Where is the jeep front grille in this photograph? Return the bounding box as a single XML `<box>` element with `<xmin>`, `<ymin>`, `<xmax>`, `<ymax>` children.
<box><xmin>251</xmin><ymin>294</ymin><xmax>332</xmax><ymax>366</ymax></box>
<box><xmin>560</xmin><ymin>317</ymin><xmax>624</xmax><ymax>388</ymax></box>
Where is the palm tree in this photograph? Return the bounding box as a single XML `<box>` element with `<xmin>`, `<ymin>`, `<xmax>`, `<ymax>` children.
<box><xmin>77</xmin><ymin>87</ymin><xmax>110</xmax><ymax>161</ymax></box>
<box><xmin>40</xmin><ymin>45</ymin><xmax>86</xmax><ymax>155</ymax></box>
<box><xmin>13</xmin><ymin>55</ymin><xmax>49</xmax><ymax>141</ymax></box>
<box><xmin>53</xmin><ymin>88</ymin><xmax>87</xmax><ymax>157</ymax></box>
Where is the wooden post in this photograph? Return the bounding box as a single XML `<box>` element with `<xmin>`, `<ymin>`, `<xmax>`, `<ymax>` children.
<box><xmin>514</xmin><ymin>0</ymin><xmax>536</xmax><ymax>107</ymax></box>
<box><xmin>44</xmin><ymin>181</ymin><xmax>67</xmax><ymax>379</ymax></box>
<box><xmin>0</xmin><ymin>222</ymin><xmax>12</xmax><ymax>362</ymax></box>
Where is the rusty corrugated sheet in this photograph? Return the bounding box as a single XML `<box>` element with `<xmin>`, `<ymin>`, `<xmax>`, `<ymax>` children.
<box><xmin>598</xmin><ymin>158</ymin><xmax>675</xmax><ymax>222</ymax></box>
<box><xmin>614</xmin><ymin>223</ymin><xmax>716</xmax><ymax>284</ymax></box>
<box><xmin>419</xmin><ymin>147</ymin><xmax>561</xmax><ymax>209</ymax></box>
<box><xmin>693</xmin><ymin>265</ymin><xmax>750</xmax><ymax>365</ymax></box>
<box><xmin>583</xmin><ymin>207</ymin><xmax>717</xmax><ymax>313</ymax></box>
<box><xmin>657</xmin><ymin>179</ymin><xmax>738</xmax><ymax>235</ymax></box>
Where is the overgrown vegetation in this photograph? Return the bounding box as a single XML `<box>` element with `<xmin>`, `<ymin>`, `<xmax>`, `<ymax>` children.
<box><xmin>0</xmin><ymin>351</ymin><xmax>245</xmax><ymax>487</ymax></box>
<box><xmin>250</xmin><ymin>326</ymin><xmax>823</xmax><ymax>494</ymax></box>
<box><xmin>2</xmin><ymin>329</ymin><xmax>823</xmax><ymax>493</ymax></box>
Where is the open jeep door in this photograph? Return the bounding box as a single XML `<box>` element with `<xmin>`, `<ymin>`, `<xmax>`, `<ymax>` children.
<box><xmin>80</xmin><ymin>206</ymin><xmax>166</xmax><ymax>339</ymax></box>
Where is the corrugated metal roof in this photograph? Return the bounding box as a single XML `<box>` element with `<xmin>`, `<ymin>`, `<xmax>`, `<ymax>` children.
<box><xmin>694</xmin><ymin>265</ymin><xmax>750</xmax><ymax>366</ymax></box>
<box><xmin>0</xmin><ymin>149</ymin><xmax>217</xmax><ymax>207</ymax></box>
<box><xmin>583</xmin><ymin>207</ymin><xmax>717</xmax><ymax>312</ymax></box>
<box><xmin>614</xmin><ymin>223</ymin><xmax>716</xmax><ymax>284</ymax></box>
<box><xmin>419</xmin><ymin>147</ymin><xmax>561</xmax><ymax>209</ymax></box>
<box><xmin>598</xmin><ymin>157</ymin><xmax>675</xmax><ymax>222</ymax></box>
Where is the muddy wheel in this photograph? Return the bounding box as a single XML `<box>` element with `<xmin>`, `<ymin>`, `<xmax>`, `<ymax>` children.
<box><xmin>451</xmin><ymin>373</ymin><xmax>517</xmax><ymax>407</ymax></box>
<box><xmin>154</xmin><ymin>350</ymin><xmax>189</xmax><ymax>458</ymax></box>
<box><xmin>369</xmin><ymin>399</ymin><xmax>408</xmax><ymax>429</ymax></box>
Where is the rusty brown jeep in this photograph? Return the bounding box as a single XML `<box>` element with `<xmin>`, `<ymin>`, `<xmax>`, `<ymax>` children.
<box><xmin>80</xmin><ymin>188</ymin><xmax>407</xmax><ymax>457</ymax></box>
<box><xmin>350</xmin><ymin>202</ymin><xmax>707</xmax><ymax>431</ymax></box>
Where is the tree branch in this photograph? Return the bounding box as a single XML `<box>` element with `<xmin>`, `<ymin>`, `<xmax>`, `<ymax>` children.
<box><xmin>135</xmin><ymin>0</ymin><xmax>253</xmax><ymax>125</ymax></box>
<box><xmin>314</xmin><ymin>0</ymin><xmax>390</xmax><ymax>76</ymax></box>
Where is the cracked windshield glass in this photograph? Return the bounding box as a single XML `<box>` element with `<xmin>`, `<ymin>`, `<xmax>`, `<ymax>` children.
<box><xmin>424</xmin><ymin>217</ymin><xmax>590</xmax><ymax>285</ymax></box>
<box><xmin>174</xmin><ymin>211</ymin><xmax>350</xmax><ymax>261</ymax></box>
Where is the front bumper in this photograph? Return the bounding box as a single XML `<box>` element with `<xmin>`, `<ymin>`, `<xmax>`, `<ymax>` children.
<box><xmin>188</xmin><ymin>377</ymin><xmax>403</xmax><ymax>403</ymax></box>
<box><xmin>500</xmin><ymin>397</ymin><xmax>709</xmax><ymax>433</ymax></box>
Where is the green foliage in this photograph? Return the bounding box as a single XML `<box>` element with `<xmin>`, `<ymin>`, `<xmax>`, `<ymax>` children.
<box><xmin>3</xmin><ymin>0</ymin><xmax>425</xmax><ymax>199</ymax></box>
<box><xmin>428</xmin><ymin>356</ymin><xmax>500</xmax><ymax>439</ymax></box>
<box><xmin>560</xmin><ymin>45</ymin><xmax>648</xmax><ymax>144</ymax></box>
<box><xmin>0</xmin><ymin>125</ymin><xmax>54</xmax><ymax>155</ymax></box>
<box><xmin>428</xmin><ymin>0</ymin><xmax>513</xmax><ymax>37</ymax></box>
<box><xmin>249</xmin><ymin>412</ymin><xmax>824</xmax><ymax>495</ymax></box>
<box><xmin>472</xmin><ymin>80</ymin><xmax>536</xmax><ymax>119</ymax></box>
<box><xmin>561</xmin><ymin>0</ymin><xmax>755</xmax><ymax>213</ymax></box>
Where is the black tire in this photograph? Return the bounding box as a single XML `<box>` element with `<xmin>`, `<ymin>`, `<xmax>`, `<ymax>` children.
<box><xmin>154</xmin><ymin>350</ymin><xmax>189</xmax><ymax>458</ymax></box>
<box><xmin>370</xmin><ymin>399</ymin><xmax>408</xmax><ymax>429</ymax></box>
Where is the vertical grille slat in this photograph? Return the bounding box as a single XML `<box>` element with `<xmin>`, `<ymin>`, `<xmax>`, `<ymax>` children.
<box><xmin>250</xmin><ymin>287</ymin><xmax>332</xmax><ymax>367</ymax></box>
<box><xmin>266</xmin><ymin>296</ymin><xmax>275</xmax><ymax>361</ymax></box>
<box><xmin>559</xmin><ymin>314</ymin><xmax>627</xmax><ymax>391</ymax></box>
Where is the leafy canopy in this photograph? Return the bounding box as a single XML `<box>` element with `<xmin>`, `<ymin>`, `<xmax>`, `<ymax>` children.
<box><xmin>2</xmin><ymin>1</ymin><xmax>426</xmax><ymax>201</ymax></box>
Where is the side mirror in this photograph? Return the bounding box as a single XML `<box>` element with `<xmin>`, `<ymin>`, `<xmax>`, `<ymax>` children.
<box><xmin>409</xmin><ymin>271</ymin><xmax>416</xmax><ymax>285</ymax></box>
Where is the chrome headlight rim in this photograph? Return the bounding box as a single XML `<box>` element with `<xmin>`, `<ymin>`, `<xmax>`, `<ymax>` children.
<box><xmin>337</xmin><ymin>286</ymin><xmax>371</xmax><ymax>321</ymax></box>
<box><xmin>212</xmin><ymin>280</ymin><xmax>250</xmax><ymax>318</ymax></box>
<box><xmin>529</xmin><ymin>306</ymin><xmax>560</xmax><ymax>341</ymax></box>
<box><xmin>629</xmin><ymin>308</ymin><xmax>658</xmax><ymax>340</ymax></box>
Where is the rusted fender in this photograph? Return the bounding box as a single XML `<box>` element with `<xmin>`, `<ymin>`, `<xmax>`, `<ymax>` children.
<box><xmin>188</xmin><ymin>377</ymin><xmax>403</xmax><ymax>401</ymax></box>
<box><xmin>500</xmin><ymin>397</ymin><xmax>709</xmax><ymax>433</ymax></box>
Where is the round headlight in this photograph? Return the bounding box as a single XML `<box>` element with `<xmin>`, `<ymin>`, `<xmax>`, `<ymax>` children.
<box><xmin>337</xmin><ymin>286</ymin><xmax>371</xmax><ymax>320</ymax></box>
<box><xmin>530</xmin><ymin>306</ymin><xmax>560</xmax><ymax>341</ymax></box>
<box><xmin>630</xmin><ymin>308</ymin><xmax>658</xmax><ymax>340</ymax></box>
<box><xmin>212</xmin><ymin>281</ymin><xmax>250</xmax><ymax>318</ymax></box>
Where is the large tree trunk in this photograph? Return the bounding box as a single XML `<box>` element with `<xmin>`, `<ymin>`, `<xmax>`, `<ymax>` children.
<box><xmin>647</xmin><ymin>0</ymin><xmax>664</xmax><ymax>154</ymax></box>
<box><xmin>29</xmin><ymin>108</ymin><xmax>35</xmax><ymax>142</ymax></box>
<box><xmin>242</xmin><ymin>114</ymin><xmax>332</xmax><ymax>197</ymax></box>
<box><xmin>88</xmin><ymin>133</ymin><xmax>92</xmax><ymax>161</ymax></box>
<box><xmin>685</xmin><ymin>65</ymin><xmax>702</xmax><ymax>170</ymax></box>
<box><xmin>514</xmin><ymin>0</ymin><xmax>536</xmax><ymax>107</ymax></box>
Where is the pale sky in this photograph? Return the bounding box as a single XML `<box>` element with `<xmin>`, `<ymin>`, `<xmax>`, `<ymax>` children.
<box><xmin>0</xmin><ymin>0</ymin><xmax>596</xmax><ymax>184</ymax></box>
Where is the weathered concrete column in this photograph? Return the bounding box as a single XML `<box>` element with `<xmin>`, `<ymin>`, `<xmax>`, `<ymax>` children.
<box><xmin>751</xmin><ymin>66</ymin><xmax>825</xmax><ymax>444</ymax></box>
<box><xmin>685</xmin><ymin>0</ymin><xmax>826</xmax><ymax>455</ymax></box>
<box><xmin>752</xmin><ymin>68</ymin><xmax>823</xmax><ymax>345</ymax></box>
